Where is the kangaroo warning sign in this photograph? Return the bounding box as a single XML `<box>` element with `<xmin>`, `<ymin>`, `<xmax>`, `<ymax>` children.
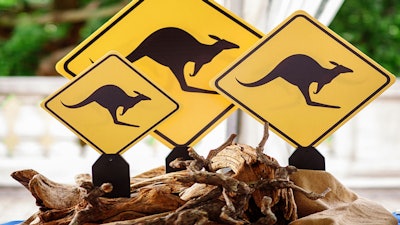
<box><xmin>42</xmin><ymin>52</ymin><xmax>179</xmax><ymax>154</ymax></box>
<box><xmin>212</xmin><ymin>10</ymin><xmax>396</xmax><ymax>148</ymax></box>
<box><xmin>55</xmin><ymin>0</ymin><xmax>262</xmax><ymax>149</ymax></box>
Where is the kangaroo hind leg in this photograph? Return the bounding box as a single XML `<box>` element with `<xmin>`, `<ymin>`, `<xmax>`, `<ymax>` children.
<box><xmin>169</xmin><ymin>64</ymin><xmax>217</xmax><ymax>94</ymax></box>
<box><xmin>109</xmin><ymin>109</ymin><xmax>140</xmax><ymax>127</ymax></box>
<box><xmin>189</xmin><ymin>62</ymin><xmax>203</xmax><ymax>77</ymax></box>
<box><xmin>298</xmin><ymin>86</ymin><xmax>340</xmax><ymax>109</ymax></box>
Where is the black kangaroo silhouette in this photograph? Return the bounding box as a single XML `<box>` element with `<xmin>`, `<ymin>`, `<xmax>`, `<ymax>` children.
<box><xmin>126</xmin><ymin>27</ymin><xmax>239</xmax><ymax>94</ymax></box>
<box><xmin>62</xmin><ymin>84</ymin><xmax>151</xmax><ymax>127</ymax></box>
<box><xmin>236</xmin><ymin>54</ymin><xmax>353</xmax><ymax>108</ymax></box>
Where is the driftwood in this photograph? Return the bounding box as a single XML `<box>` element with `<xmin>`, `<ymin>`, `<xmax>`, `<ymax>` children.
<box><xmin>11</xmin><ymin>123</ymin><xmax>330</xmax><ymax>225</ymax></box>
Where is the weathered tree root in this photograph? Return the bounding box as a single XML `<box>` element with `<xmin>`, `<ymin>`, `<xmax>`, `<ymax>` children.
<box><xmin>12</xmin><ymin>122</ymin><xmax>330</xmax><ymax>225</ymax></box>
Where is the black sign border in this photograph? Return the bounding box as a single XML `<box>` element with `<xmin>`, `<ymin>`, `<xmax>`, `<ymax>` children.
<box><xmin>61</xmin><ymin>0</ymin><xmax>263</xmax><ymax>147</ymax></box>
<box><xmin>214</xmin><ymin>13</ymin><xmax>394</xmax><ymax>148</ymax></box>
<box><xmin>44</xmin><ymin>53</ymin><xmax>180</xmax><ymax>154</ymax></box>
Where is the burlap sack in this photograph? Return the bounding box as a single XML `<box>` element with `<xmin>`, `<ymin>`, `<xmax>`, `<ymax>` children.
<box><xmin>289</xmin><ymin>170</ymin><xmax>397</xmax><ymax>225</ymax></box>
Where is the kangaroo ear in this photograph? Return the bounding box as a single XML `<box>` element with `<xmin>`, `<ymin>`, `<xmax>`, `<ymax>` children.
<box><xmin>330</xmin><ymin>61</ymin><xmax>339</xmax><ymax>66</ymax></box>
<box><xmin>209</xmin><ymin>35</ymin><xmax>221</xmax><ymax>41</ymax></box>
<box><xmin>133</xmin><ymin>90</ymin><xmax>141</xmax><ymax>95</ymax></box>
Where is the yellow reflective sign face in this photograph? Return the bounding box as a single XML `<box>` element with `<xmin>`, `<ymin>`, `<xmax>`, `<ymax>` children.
<box><xmin>212</xmin><ymin>11</ymin><xmax>396</xmax><ymax>148</ymax></box>
<box><xmin>42</xmin><ymin>52</ymin><xmax>179</xmax><ymax>154</ymax></box>
<box><xmin>55</xmin><ymin>0</ymin><xmax>262</xmax><ymax>148</ymax></box>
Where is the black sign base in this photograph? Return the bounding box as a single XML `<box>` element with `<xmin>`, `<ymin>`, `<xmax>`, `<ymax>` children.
<box><xmin>165</xmin><ymin>146</ymin><xmax>192</xmax><ymax>173</ymax></box>
<box><xmin>289</xmin><ymin>146</ymin><xmax>325</xmax><ymax>170</ymax></box>
<box><xmin>92</xmin><ymin>154</ymin><xmax>130</xmax><ymax>198</ymax></box>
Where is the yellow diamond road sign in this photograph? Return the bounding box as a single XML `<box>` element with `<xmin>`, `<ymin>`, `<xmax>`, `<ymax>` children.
<box><xmin>55</xmin><ymin>0</ymin><xmax>263</xmax><ymax>149</ymax></box>
<box><xmin>42</xmin><ymin>52</ymin><xmax>179</xmax><ymax>154</ymax></box>
<box><xmin>212</xmin><ymin>11</ymin><xmax>396</xmax><ymax>148</ymax></box>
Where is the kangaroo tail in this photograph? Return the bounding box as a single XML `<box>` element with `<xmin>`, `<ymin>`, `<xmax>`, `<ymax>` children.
<box><xmin>126</xmin><ymin>45</ymin><xmax>145</xmax><ymax>63</ymax></box>
<box><xmin>236</xmin><ymin>72</ymin><xmax>278</xmax><ymax>87</ymax></box>
<box><xmin>61</xmin><ymin>96</ymin><xmax>94</xmax><ymax>109</ymax></box>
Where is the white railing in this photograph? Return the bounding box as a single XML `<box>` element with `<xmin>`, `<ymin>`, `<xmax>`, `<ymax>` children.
<box><xmin>0</xmin><ymin>76</ymin><xmax>227</xmax><ymax>185</ymax></box>
<box><xmin>0</xmin><ymin>76</ymin><xmax>228</xmax><ymax>157</ymax></box>
<box><xmin>0</xmin><ymin>77</ymin><xmax>75</xmax><ymax>157</ymax></box>
<box><xmin>0</xmin><ymin>77</ymin><xmax>400</xmax><ymax>187</ymax></box>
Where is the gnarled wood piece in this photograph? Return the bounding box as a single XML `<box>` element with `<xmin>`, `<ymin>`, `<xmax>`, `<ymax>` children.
<box><xmin>12</xmin><ymin>122</ymin><xmax>330</xmax><ymax>225</ymax></box>
<box><xmin>70</xmin><ymin>183</ymin><xmax>185</xmax><ymax>225</ymax></box>
<box><xmin>12</xmin><ymin>170</ymin><xmax>85</xmax><ymax>210</ymax></box>
<box><xmin>11</xmin><ymin>169</ymin><xmax>39</xmax><ymax>190</ymax></box>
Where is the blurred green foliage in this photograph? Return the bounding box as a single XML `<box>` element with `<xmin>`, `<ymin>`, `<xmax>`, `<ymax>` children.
<box><xmin>0</xmin><ymin>0</ymin><xmax>398</xmax><ymax>76</ymax></box>
<box><xmin>329</xmin><ymin>0</ymin><xmax>400</xmax><ymax>76</ymax></box>
<box><xmin>0</xmin><ymin>22</ymin><xmax>67</xmax><ymax>75</ymax></box>
<box><xmin>0</xmin><ymin>0</ymin><xmax>120</xmax><ymax>76</ymax></box>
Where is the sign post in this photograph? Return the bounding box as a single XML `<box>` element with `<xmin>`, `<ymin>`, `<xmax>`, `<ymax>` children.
<box><xmin>92</xmin><ymin>154</ymin><xmax>130</xmax><ymax>198</ymax></box>
<box><xmin>212</xmin><ymin>11</ymin><xmax>396</xmax><ymax>170</ymax></box>
<box><xmin>288</xmin><ymin>146</ymin><xmax>325</xmax><ymax>170</ymax></box>
<box><xmin>165</xmin><ymin>146</ymin><xmax>193</xmax><ymax>173</ymax></box>
<box><xmin>54</xmin><ymin>0</ymin><xmax>264</xmax><ymax>170</ymax></box>
<box><xmin>42</xmin><ymin>52</ymin><xmax>179</xmax><ymax>196</ymax></box>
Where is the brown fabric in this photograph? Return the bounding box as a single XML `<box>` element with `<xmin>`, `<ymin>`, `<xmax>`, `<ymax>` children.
<box><xmin>289</xmin><ymin>169</ymin><xmax>397</xmax><ymax>225</ymax></box>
